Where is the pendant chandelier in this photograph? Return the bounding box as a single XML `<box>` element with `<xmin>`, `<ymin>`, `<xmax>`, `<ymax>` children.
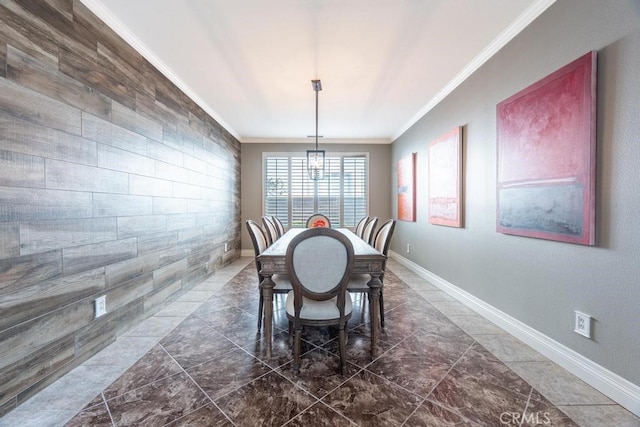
<box><xmin>307</xmin><ymin>79</ymin><xmax>325</xmax><ymax>180</ymax></box>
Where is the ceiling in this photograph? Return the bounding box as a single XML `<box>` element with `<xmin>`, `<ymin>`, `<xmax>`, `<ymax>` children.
<box><xmin>82</xmin><ymin>0</ymin><xmax>554</xmax><ymax>143</ymax></box>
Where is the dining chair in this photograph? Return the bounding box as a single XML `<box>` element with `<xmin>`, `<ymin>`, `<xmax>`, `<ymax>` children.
<box><xmin>285</xmin><ymin>227</ymin><xmax>354</xmax><ymax>375</ymax></box>
<box><xmin>305</xmin><ymin>213</ymin><xmax>331</xmax><ymax>228</ymax></box>
<box><xmin>361</xmin><ymin>216</ymin><xmax>378</xmax><ymax>245</ymax></box>
<box><xmin>272</xmin><ymin>215</ymin><xmax>286</xmax><ymax>237</ymax></box>
<box><xmin>354</xmin><ymin>216</ymin><xmax>369</xmax><ymax>238</ymax></box>
<box><xmin>262</xmin><ymin>216</ymin><xmax>280</xmax><ymax>246</ymax></box>
<box><xmin>347</xmin><ymin>218</ymin><xmax>396</xmax><ymax>327</ymax></box>
<box><xmin>246</xmin><ymin>220</ymin><xmax>291</xmax><ymax>330</ymax></box>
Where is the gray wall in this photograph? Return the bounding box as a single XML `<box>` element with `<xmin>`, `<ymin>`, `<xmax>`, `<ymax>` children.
<box><xmin>391</xmin><ymin>0</ymin><xmax>640</xmax><ymax>385</ymax></box>
<box><xmin>241</xmin><ymin>143</ymin><xmax>391</xmax><ymax>250</ymax></box>
<box><xmin>0</xmin><ymin>0</ymin><xmax>240</xmax><ymax>415</ymax></box>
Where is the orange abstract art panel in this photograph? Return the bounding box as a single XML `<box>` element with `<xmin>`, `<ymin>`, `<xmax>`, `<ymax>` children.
<box><xmin>397</xmin><ymin>153</ymin><xmax>416</xmax><ymax>222</ymax></box>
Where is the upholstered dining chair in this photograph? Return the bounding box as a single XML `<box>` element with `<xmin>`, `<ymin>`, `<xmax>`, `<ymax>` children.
<box><xmin>361</xmin><ymin>216</ymin><xmax>378</xmax><ymax>245</ymax></box>
<box><xmin>285</xmin><ymin>227</ymin><xmax>354</xmax><ymax>375</ymax></box>
<box><xmin>246</xmin><ymin>220</ymin><xmax>291</xmax><ymax>330</ymax></box>
<box><xmin>305</xmin><ymin>213</ymin><xmax>331</xmax><ymax>228</ymax></box>
<box><xmin>262</xmin><ymin>216</ymin><xmax>280</xmax><ymax>246</ymax></box>
<box><xmin>272</xmin><ymin>216</ymin><xmax>286</xmax><ymax>237</ymax></box>
<box><xmin>354</xmin><ymin>216</ymin><xmax>370</xmax><ymax>238</ymax></box>
<box><xmin>347</xmin><ymin>218</ymin><xmax>396</xmax><ymax>327</ymax></box>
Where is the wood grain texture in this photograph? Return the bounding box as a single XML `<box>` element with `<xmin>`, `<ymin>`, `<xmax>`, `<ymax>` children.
<box><xmin>0</xmin><ymin>267</ymin><xmax>105</xmax><ymax>331</ymax></box>
<box><xmin>7</xmin><ymin>46</ymin><xmax>111</xmax><ymax>120</ymax></box>
<box><xmin>0</xmin><ymin>149</ymin><xmax>45</xmax><ymax>188</ymax></box>
<box><xmin>0</xmin><ymin>78</ymin><xmax>82</xmax><ymax>135</ymax></box>
<box><xmin>0</xmin><ymin>0</ymin><xmax>240</xmax><ymax>412</ymax></box>
<box><xmin>0</xmin><ymin>223</ymin><xmax>20</xmax><ymax>259</ymax></box>
<box><xmin>0</xmin><ymin>114</ymin><xmax>96</xmax><ymax>165</ymax></box>
<box><xmin>0</xmin><ymin>250</ymin><xmax>62</xmax><ymax>294</ymax></box>
<box><xmin>112</xmin><ymin>101</ymin><xmax>162</xmax><ymax>141</ymax></box>
<box><xmin>92</xmin><ymin>193</ymin><xmax>153</xmax><ymax>218</ymax></box>
<box><xmin>45</xmin><ymin>159</ymin><xmax>128</xmax><ymax>193</ymax></box>
<box><xmin>19</xmin><ymin>218</ymin><xmax>118</xmax><ymax>255</ymax></box>
<box><xmin>62</xmin><ymin>237</ymin><xmax>137</xmax><ymax>276</ymax></box>
<box><xmin>0</xmin><ymin>186</ymin><xmax>93</xmax><ymax>222</ymax></box>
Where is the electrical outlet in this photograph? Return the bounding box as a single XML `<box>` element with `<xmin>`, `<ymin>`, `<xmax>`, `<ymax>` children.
<box><xmin>94</xmin><ymin>295</ymin><xmax>107</xmax><ymax>319</ymax></box>
<box><xmin>224</xmin><ymin>242</ymin><xmax>229</xmax><ymax>252</ymax></box>
<box><xmin>406</xmin><ymin>243</ymin><xmax>411</xmax><ymax>254</ymax></box>
<box><xmin>574</xmin><ymin>311</ymin><xmax>592</xmax><ymax>338</ymax></box>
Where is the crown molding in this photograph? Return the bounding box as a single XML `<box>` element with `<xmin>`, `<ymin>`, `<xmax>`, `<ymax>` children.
<box><xmin>392</xmin><ymin>0</ymin><xmax>556</xmax><ymax>141</ymax></box>
<box><xmin>241</xmin><ymin>137</ymin><xmax>391</xmax><ymax>145</ymax></box>
<box><xmin>79</xmin><ymin>0</ymin><xmax>241</xmax><ymax>141</ymax></box>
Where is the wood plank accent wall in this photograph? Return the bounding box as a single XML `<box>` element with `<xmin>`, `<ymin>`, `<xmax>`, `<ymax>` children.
<box><xmin>0</xmin><ymin>0</ymin><xmax>241</xmax><ymax>415</ymax></box>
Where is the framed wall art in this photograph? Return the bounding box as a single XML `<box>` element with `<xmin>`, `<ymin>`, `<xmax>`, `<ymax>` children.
<box><xmin>397</xmin><ymin>153</ymin><xmax>416</xmax><ymax>222</ymax></box>
<box><xmin>428</xmin><ymin>126</ymin><xmax>463</xmax><ymax>227</ymax></box>
<box><xmin>496</xmin><ymin>51</ymin><xmax>597</xmax><ymax>245</ymax></box>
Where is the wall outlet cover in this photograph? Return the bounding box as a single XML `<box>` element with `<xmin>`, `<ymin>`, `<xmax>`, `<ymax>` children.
<box><xmin>574</xmin><ymin>310</ymin><xmax>592</xmax><ymax>338</ymax></box>
<box><xmin>95</xmin><ymin>295</ymin><xmax>107</xmax><ymax>318</ymax></box>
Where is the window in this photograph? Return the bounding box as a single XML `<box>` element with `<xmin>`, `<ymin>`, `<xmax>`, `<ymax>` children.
<box><xmin>264</xmin><ymin>153</ymin><xmax>368</xmax><ymax>228</ymax></box>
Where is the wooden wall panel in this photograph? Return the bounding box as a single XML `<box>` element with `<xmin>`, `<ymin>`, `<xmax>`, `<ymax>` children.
<box><xmin>0</xmin><ymin>0</ymin><xmax>240</xmax><ymax>414</ymax></box>
<box><xmin>0</xmin><ymin>78</ymin><xmax>82</xmax><ymax>135</ymax></box>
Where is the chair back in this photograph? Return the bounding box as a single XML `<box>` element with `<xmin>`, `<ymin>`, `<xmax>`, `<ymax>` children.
<box><xmin>373</xmin><ymin>219</ymin><xmax>396</xmax><ymax>255</ymax></box>
<box><xmin>286</xmin><ymin>228</ymin><xmax>354</xmax><ymax>315</ymax></box>
<box><xmin>361</xmin><ymin>217</ymin><xmax>378</xmax><ymax>245</ymax></box>
<box><xmin>305</xmin><ymin>213</ymin><xmax>331</xmax><ymax>228</ymax></box>
<box><xmin>262</xmin><ymin>216</ymin><xmax>279</xmax><ymax>245</ymax></box>
<box><xmin>354</xmin><ymin>216</ymin><xmax>369</xmax><ymax>238</ymax></box>
<box><xmin>272</xmin><ymin>216</ymin><xmax>285</xmax><ymax>236</ymax></box>
<box><xmin>246</xmin><ymin>220</ymin><xmax>269</xmax><ymax>281</ymax></box>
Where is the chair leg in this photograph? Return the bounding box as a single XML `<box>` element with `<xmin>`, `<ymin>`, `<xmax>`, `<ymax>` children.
<box><xmin>293</xmin><ymin>325</ymin><xmax>302</xmax><ymax>375</ymax></box>
<box><xmin>339</xmin><ymin>324</ymin><xmax>346</xmax><ymax>375</ymax></box>
<box><xmin>379</xmin><ymin>289</ymin><xmax>385</xmax><ymax>328</ymax></box>
<box><xmin>257</xmin><ymin>293</ymin><xmax>264</xmax><ymax>331</ymax></box>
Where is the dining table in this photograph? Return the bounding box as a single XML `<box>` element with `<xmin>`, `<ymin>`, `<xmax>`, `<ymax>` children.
<box><xmin>257</xmin><ymin>227</ymin><xmax>386</xmax><ymax>358</ymax></box>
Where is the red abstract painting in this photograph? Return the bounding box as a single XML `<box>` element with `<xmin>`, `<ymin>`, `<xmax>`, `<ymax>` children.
<box><xmin>496</xmin><ymin>51</ymin><xmax>597</xmax><ymax>245</ymax></box>
<box><xmin>428</xmin><ymin>126</ymin><xmax>463</xmax><ymax>227</ymax></box>
<box><xmin>397</xmin><ymin>153</ymin><xmax>416</xmax><ymax>222</ymax></box>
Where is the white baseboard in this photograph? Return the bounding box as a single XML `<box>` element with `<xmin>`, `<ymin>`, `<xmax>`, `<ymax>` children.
<box><xmin>389</xmin><ymin>250</ymin><xmax>640</xmax><ymax>417</ymax></box>
<box><xmin>240</xmin><ymin>249</ymin><xmax>254</xmax><ymax>257</ymax></box>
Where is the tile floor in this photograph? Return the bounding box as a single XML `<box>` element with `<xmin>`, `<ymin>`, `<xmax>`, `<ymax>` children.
<box><xmin>1</xmin><ymin>257</ymin><xmax>638</xmax><ymax>426</ymax></box>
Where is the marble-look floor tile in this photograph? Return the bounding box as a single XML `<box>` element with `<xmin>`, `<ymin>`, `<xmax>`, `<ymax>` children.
<box><xmin>121</xmin><ymin>315</ymin><xmax>183</xmax><ymax>338</ymax></box>
<box><xmin>175</xmin><ymin>289</ymin><xmax>217</xmax><ymax>303</ymax></box>
<box><xmin>17</xmin><ymin>365</ymin><xmax>122</xmax><ymax>412</ymax></box>
<box><xmin>82</xmin><ymin>336</ymin><xmax>159</xmax><ymax>368</ymax></box>
<box><xmin>447</xmin><ymin>315</ymin><xmax>506</xmax><ymax>335</ymax></box>
<box><xmin>101</xmin><ymin>344</ymin><xmax>182</xmax><ymax>400</ymax></box>
<box><xmin>186</xmin><ymin>347</ymin><xmax>271</xmax><ymax>400</ymax></box>
<box><xmin>524</xmin><ymin>395</ymin><xmax>578</xmax><ymax>426</ymax></box>
<box><xmin>323</xmin><ymin>369</ymin><xmax>423</xmax><ymax>426</ymax></box>
<box><xmin>404</xmin><ymin>399</ymin><xmax>477</xmax><ymax>426</ymax></box>
<box><xmin>214</xmin><ymin>371</ymin><xmax>316</xmax><ymax>426</ymax></box>
<box><xmin>429</xmin><ymin>368</ymin><xmax>530</xmax><ymax>427</ymax></box>
<box><xmin>430</xmin><ymin>301</ymin><xmax>478</xmax><ymax>316</ymax></box>
<box><xmin>106</xmin><ymin>372</ymin><xmax>208</xmax><ymax>426</ymax></box>
<box><xmin>160</xmin><ymin>316</ymin><xmax>238</xmax><ymax>369</ymax></box>
<box><xmin>286</xmin><ymin>402</ymin><xmax>356</xmax><ymax>426</ymax></box>
<box><xmin>155</xmin><ymin>301</ymin><xmax>202</xmax><ymax>317</ymax></box>
<box><xmin>452</xmin><ymin>343</ymin><xmax>534</xmax><ymax>400</ymax></box>
<box><xmin>277</xmin><ymin>348</ymin><xmax>360</xmax><ymax>399</ymax></box>
<box><xmin>506</xmin><ymin>361</ymin><xmax>614</xmax><ymax>406</ymax></box>
<box><xmin>0</xmin><ymin>409</ymin><xmax>79</xmax><ymax>427</ymax></box>
<box><xmin>557</xmin><ymin>404</ymin><xmax>640</xmax><ymax>427</ymax></box>
<box><xmin>367</xmin><ymin>333</ymin><xmax>474</xmax><ymax>396</ymax></box>
<box><xmin>64</xmin><ymin>401</ymin><xmax>113</xmax><ymax>427</ymax></box>
<box><xmin>417</xmin><ymin>290</ymin><xmax>457</xmax><ymax>302</ymax></box>
<box><xmin>472</xmin><ymin>334</ymin><xmax>547</xmax><ymax>362</ymax></box>
<box><xmin>194</xmin><ymin>305</ymin><xmax>263</xmax><ymax>347</ymax></box>
<box><xmin>166</xmin><ymin>403</ymin><xmax>232</xmax><ymax>426</ymax></box>
<box><xmin>323</xmin><ymin>326</ymin><xmax>395</xmax><ymax>367</ymax></box>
